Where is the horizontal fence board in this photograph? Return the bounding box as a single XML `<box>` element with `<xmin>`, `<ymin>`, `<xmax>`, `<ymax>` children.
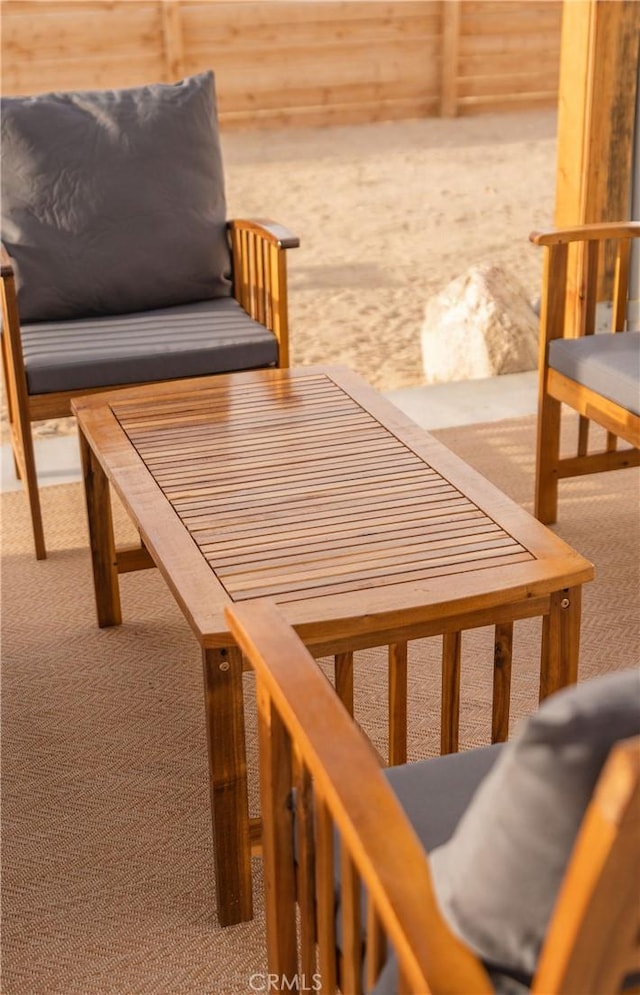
<box><xmin>458</xmin><ymin>92</ymin><xmax>559</xmax><ymax>115</ymax></box>
<box><xmin>191</xmin><ymin>34</ymin><xmax>441</xmax><ymax>67</ymax></box>
<box><xmin>2</xmin><ymin>6</ymin><xmax>161</xmax><ymax>58</ymax></box>
<box><xmin>2</xmin><ymin>0</ymin><xmax>142</xmax><ymax>13</ymax></box>
<box><xmin>210</xmin><ymin>78</ymin><xmax>440</xmax><ymax>116</ymax></box>
<box><xmin>463</xmin><ymin>0</ymin><xmax>559</xmax><ymax>12</ymax></box>
<box><xmin>3</xmin><ymin>55</ymin><xmax>167</xmax><ymax>97</ymax></box>
<box><xmin>459</xmin><ymin>30</ymin><xmax>561</xmax><ymax>56</ymax></box>
<box><xmin>181</xmin><ymin>0</ymin><xmax>439</xmax><ymax>29</ymax></box>
<box><xmin>220</xmin><ymin>96</ymin><xmax>441</xmax><ymax>131</ymax></box>
<box><xmin>182</xmin><ymin>8</ymin><xmax>440</xmax><ymax>48</ymax></box>
<box><xmin>1</xmin><ymin>0</ymin><xmax>562</xmax><ymax>127</ymax></box>
<box><xmin>459</xmin><ymin>50</ymin><xmax>560</xmax><ymax>77</ymax></box>
<box><xmin>197</xmin><ymin>42</ymin><xmax>440</xmax><ymax>93</ymax></box>
<box><xmin>461</xmin><ymin>5</ymin><xmax>562</xmax><ymax>35</ymax></box>
<box><xmin>458</xmin><ymin>71</ymin><xmax>560</xmax><ymax>99</ymax></box>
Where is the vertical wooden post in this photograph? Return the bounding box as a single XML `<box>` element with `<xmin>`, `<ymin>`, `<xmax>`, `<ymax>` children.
<box><xmin>160</xmin><ymin>0</ymin><xmax>186</xmax><ymax>82</ymax></box>
<box><xmin>555</xmin><ymin>0</ymin><xmax>640</xmax><ymax>332</ymax></box>
<box><xmin>441</xmin><ymin>631</ymin><xmax>462</xmax><ymax>754</ymax></box>
<box><xmin>334</xmin><ymin>651</ymin><xmax>354</xmax><ymax>716</ymax></box>
<box><xmin>388</xmin><ymin>641</ymin><xmax>408</xmax><ymax>765</ymax></box>
<box><xmin>440</xmin><ymin>0</ymin><xmax>461</xmax><ymax>117</ymax></box>
<box><xmin>492</xmin><ymin>622</ymin><xmax>513</xmax><ymax>743</ymax></box>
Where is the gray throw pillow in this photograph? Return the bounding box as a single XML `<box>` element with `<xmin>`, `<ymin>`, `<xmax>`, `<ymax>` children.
<box><xmin>429</xmin><ymin>668</ymin><xmax>640</xmax><ymax>984</ymax></box>
<box><xmin>1</xmin><ymin>70</ymin><xmax>232</xmax><ymax>322</ymax></box>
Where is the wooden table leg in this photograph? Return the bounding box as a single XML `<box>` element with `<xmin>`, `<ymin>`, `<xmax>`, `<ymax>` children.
<box><xmin>335</xmin><ymin>652</ymin><xmax>354</xmax><ymax>716</ymax></box>
<box><xmin>389</xmin><ymin>641</ymin><xmax>408</xmax><ymax>765</ymax></box>
<box><xmin>202</xmin><ymin>645</ymin><xmax>252</xmax><ymax>926</ymax></box>
<box><xmin>540</xmin><ymin>586</ymin><xmax>582</xmax><ymax>701</ymax></box>
<box><xmin>492</xmin><ymin>622</ymin><xmax>513</xmax><ymax>742</ymax></box>
<box><xmin>441</xmin><ymin>631</ymin><xmax>462</xmax><ymax>754</ymax></box>
<box><xmin>78</xmin><ymin>430</ymin><xmax>121</xmax><ymax>627</ymax></box>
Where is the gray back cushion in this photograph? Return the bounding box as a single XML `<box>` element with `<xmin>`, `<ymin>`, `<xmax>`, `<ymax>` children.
<box><xmin>429</xmin><ymin>669</ymin><xmax>640</xmax><ymax>983</ymax></box>
<box><xmin>1</xmin><ymin>71</ymin><xmax>231</xmax><ymax>322</ymax></box>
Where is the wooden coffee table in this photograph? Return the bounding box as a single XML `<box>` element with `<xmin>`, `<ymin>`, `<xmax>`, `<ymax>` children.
<box><xmin>72</xmin><ymin>365</ymin><xmax>593</xmax><ymax>926</ymax></box>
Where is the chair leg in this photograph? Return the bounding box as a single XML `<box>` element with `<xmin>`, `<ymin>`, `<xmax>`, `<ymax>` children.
<box><xmin>535</xmin><ymin>391</ymin><xmax>562</xmax><ymax>525</ymax></box>
<box><xmin>10</xmin><ymin>417</ymin><xmax>47</xmax><ymax>559</ymax></box>
<box><xmin>1</xmin><ymin>301</ymin><xmax>46</xmax><ymax>557</ymax></box>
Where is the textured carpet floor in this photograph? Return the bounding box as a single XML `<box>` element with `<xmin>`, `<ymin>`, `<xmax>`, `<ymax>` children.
<box><xmin>2</xmin><ymin>413</ymin><xmax>639</xmax><ymax>994</ymax></box>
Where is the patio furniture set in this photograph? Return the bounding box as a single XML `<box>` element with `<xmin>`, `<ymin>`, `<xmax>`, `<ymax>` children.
<box><xmin>2</xmin><ymin>71</ymin><xmax>639</xmax><ymax>992</ymax></box>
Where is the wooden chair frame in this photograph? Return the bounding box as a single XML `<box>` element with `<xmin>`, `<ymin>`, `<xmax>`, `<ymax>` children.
<box><xmin>227</xmin><ymin>600</ymin><xmax>640</xmax><ymax>995</ymax></box>
<box><xmin>531</xmin><ymin>222</ymin><xmax>640</xmax><ymax>524</ymax></box>
<box><xmin>0</xmin><ymin>218</ymin><xmax>298</xmax><ymax>559</ymax></box>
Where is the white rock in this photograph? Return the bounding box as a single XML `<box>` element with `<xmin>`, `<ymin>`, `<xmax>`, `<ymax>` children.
<box><xmin>421</xmin><ymin>264</ymin><xmax>539</xmax><ymax>383</ymax></box>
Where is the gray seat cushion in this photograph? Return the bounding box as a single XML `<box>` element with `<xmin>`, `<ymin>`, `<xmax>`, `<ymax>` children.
<box><xmin>373</xmin><ymin>670</ymin><xmax>640</xmax><ymax>994</ymax></box>
<box><xmin>548</xmin><ymin>331</ymin><xmax>640</xmax><ymax>415</ymax></box>
<box><xmin>21</xmin><ymin>297</ymin><xmax>278</xmax><ymax>394</ymax></box>
<box><xmin>383</xmin><ymin>743</ymin><xmax>503</xmax><ymax>851</ymax></box>
<box><xmin>1</xmin><ymin>71</ymin><xmax>231</xmax><ymax>322</ymax></box>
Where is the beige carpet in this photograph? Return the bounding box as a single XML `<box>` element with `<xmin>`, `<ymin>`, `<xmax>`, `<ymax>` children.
<box><xmin>2</xmin><ymin>414</ymin><xmax>639</xmax><ymax>994</ymax></box>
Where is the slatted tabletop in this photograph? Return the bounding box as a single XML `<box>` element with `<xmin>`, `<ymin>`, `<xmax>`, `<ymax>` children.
<box><xmin>74</xmin><ymin>365</ymin><xmax>593</xmax><ymax>648</ymax></box>
<box><xmin>112</xmin><ymin>372</ymin><xmax>533</xmax><ymax>605</ymax></box>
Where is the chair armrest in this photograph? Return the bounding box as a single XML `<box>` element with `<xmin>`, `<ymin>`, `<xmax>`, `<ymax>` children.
<box><xmin>530</xmin><ymin>221</ymin><xmax>640</xmax><ymax>247</ymax></box>
<box><xmin>226</xmin><ymin>601</ymin><xmax>493</xmax><ymax>994</ymax></box>
<box><xmin>228</xmin><ymin>217</ymin><xmax>300</xmax><ymax>250</ymax></box>
<box><xmin>530</xmin><ymin>221</ymin><xmax>640</xmax><ymax>347</ymax></box>
<box><xmin>227</xmin><ymin>219</ymin><xmax>299</xmax><ymax>368</ymax></box>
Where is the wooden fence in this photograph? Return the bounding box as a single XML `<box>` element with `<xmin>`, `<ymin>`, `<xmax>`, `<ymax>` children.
<box><xmin>1</xmin><ymin>0</ymin><xmax>563</xmax><ymax>129</ymax></box>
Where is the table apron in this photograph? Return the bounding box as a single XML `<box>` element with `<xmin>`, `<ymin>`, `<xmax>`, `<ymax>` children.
<box><xmin>280</xmin><ymin>594</ymin><xmax>553</xmax><ymax>659</ymax></box>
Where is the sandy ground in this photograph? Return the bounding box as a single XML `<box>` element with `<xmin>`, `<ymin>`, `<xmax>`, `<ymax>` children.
<box><xmin>2</xmin><ymin>108</ymin><xmax>557</xmax><ymax>442</ymax></box>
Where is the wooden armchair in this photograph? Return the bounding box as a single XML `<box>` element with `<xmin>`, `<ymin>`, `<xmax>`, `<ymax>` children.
<box><xmin>0</xmin><ymin>72</ymin><xmax>299</xmax><ymax>559</ymax></box>
<box><xmin>531</xmin><ymin>222</ymin><xmax>640</xmax><ymax>523</ymax></box>
<box><xmin>227</xmin><ymin>601</ymin><xmax>640</xmax><ymax>995</ymax></box>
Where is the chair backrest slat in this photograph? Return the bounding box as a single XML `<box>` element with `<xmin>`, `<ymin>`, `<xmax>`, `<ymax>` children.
<box><xmin>315</xmin><ymin>799</ymin><xmax>338</xmax><ymax>994</ymax></box>
<box><xmin>232</xmin><ymin>227</ymin><xmax>251</xmax><ymax>312</ymax></box>
<box><xmin>613</xmin><ymin>238</ymin><xmax>632</xmax><ymax>332</ymax></box>
<box><xmin>541</xmin><ymin>241</ymin><xmax>569</xmax><ymax>345</ymax></box>
<box><xmin>576</xmin><ymin>237</ymin><xmax>599</xmax><ymax>456</ymax></box>
<box><xmin>257</xmin><ymin>678</ymin><xmax>299</xmax><ymax>986</ymax></box>
<box><xmin>583</xmin><ymin>238</ymin><xmax>600</xmax><ymax>337</ymax></box>
<box><xmin>340</xmin><ymin>850</ymin><xmax>364</xmax><ymax>995</ymax></box>
<box><xmin>293</xmin><ymin>753</ymin><xmax>318</xmax><ymax>983</ymax></box>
